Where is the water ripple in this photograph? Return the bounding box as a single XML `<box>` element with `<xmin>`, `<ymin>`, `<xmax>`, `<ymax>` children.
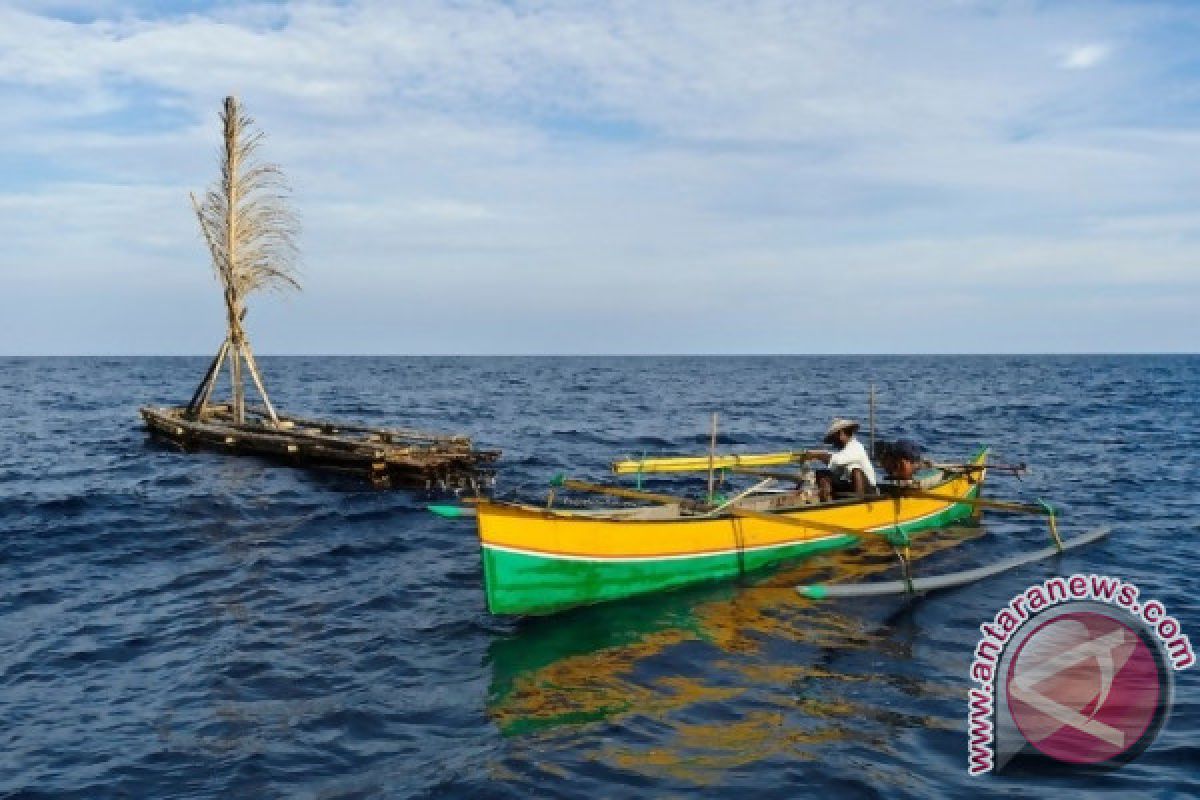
<box><xmin>0</xmin><ymin>355</ymin><xmax>1197</xmax><ymax>797</ymax></box>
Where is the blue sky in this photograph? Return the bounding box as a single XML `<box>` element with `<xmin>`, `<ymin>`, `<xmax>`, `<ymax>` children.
<box><xmin>1</xmin><ymin>0</ymin><xmax>1198</xmax><ymax>354</ymax></box>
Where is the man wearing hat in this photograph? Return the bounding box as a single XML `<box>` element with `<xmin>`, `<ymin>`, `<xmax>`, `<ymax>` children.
<box><xmin>810</xmin><ymin>417</ymin><xmax>877</xmax><ymax>501</ymax></box>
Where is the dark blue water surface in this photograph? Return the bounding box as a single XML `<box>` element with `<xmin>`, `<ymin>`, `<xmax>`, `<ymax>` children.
<box><xmin>1</xmin><ymin>356</ymin><xmax>1197</xmax><ymax>798</ymax></box>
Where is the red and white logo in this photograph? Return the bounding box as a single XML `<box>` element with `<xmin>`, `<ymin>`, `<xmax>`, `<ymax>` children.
<box><xmin>967</xmin><ymin>576</ymin><xmax>1193</xmax><ymax>775</ymax></box>
<box><xmin>1006</xmin><ymin>611</ymin><xmax>1162</xmax><ymax>765</ymax></box>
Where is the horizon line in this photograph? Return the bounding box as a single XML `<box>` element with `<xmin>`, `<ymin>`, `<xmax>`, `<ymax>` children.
<box><xmin>2</xmin><ymin>352</ymin><xmax>1196</xmax><ymax>358</ymax></box>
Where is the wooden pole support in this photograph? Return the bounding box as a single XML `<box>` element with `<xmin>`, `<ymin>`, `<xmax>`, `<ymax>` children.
<box><xmin>240</xmin><ymin>341</ymin><xmax>279</xmax><ymax>426</ymax></box>
<box><xmin>869</xmin><ymin>383</ymin><xmax>876</xmax><ymax>461</ymax></box>
<box><xmin>707</xmin><ymin>412</ymin><xmax>718</xmax><ymax>504</ymax></box>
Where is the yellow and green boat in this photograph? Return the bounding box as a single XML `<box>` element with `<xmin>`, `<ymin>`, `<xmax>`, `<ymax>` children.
<box><xmin>475</xmin><ymin>448</ymin><xmax>989</xmax><ymax>615</ymax></box>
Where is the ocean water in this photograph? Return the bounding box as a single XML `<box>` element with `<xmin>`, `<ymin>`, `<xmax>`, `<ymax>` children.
<box><xmin>1</xmin><ymin>355</ymin><xmax>1197</xmax><ymax>798</ymax></box>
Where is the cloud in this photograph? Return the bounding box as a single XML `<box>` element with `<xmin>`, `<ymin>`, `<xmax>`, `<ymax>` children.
<box><xmin>0</xmin><ymin>1</ymin><xmax>1198</xmax><ymax>353</ymax></box>
<box><xmin>1060</xmin><ymin>43</ymin><xmax>1112</xmax><ymax>70</ymax></box>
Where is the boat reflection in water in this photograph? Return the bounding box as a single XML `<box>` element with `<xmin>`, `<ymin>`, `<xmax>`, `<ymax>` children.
<box><xmin>485</xmin><ymin>524</ymin><xmax>984</xmax><ymax>782</ymax></box>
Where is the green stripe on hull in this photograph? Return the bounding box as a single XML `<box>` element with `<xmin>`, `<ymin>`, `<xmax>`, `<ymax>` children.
<box><xmin>483</xmin><ymin>493</ymin><xmax>980</xmax><ymax>616</ymax></box>
<box><xmin>482</xmin><ymin>535</ymin><xmax>858</xmax><ymax>616</ymax></box>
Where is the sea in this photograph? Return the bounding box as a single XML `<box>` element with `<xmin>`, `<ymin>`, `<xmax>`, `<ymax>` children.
<box><xmin>1</xmin><ymin>355</ymin><xmax>1196</xmax><ymax>798</ymax></box>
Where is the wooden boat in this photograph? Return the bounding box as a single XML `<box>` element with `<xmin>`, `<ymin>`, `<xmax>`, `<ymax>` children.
<box><xmin>475</xmin><ymin>448</ymin><xmax>990</xmax><ymax>615</ymax></box>
<box><xmin>141</xmin><ymin>403</ymin><xmax>499</xmax><ymax>489</ymax></box>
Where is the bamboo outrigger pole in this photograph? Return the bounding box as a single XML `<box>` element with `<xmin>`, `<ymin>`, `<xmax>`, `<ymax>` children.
<box><xmin>897</xmin><ymin>488</ymin><xmax>1064</xmax><ymax>551</ymax></box>
<box><xmin>187</xmin><ymin>96</ymin><xmax>299</xmax><ymax>426</ymax></box>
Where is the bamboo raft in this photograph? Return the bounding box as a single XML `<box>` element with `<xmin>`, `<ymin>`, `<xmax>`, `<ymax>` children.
<box><xmin>141</xmin><ymin>403</ymin><xmax>499</xmax><ymax>489</ymax></box>
<box><xmin>140</xmin><ymin>96</ymin><xmax>499</xmax><ymax>489</ymax></box>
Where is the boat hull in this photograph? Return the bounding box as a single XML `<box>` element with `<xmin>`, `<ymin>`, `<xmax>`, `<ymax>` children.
<box><xmin>477</xmin><ymin>450</ymin><xmax>987</xmax><ymax>615</ymax></box>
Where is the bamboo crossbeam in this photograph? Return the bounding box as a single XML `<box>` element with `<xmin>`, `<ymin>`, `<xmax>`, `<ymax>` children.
<box><xmin>894</xmin><ymin>488</ymin><xmax>1052</xmax><ymax>516</ymax></box>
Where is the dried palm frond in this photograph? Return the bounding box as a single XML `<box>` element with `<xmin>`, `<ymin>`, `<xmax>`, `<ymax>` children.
<box><xmin>187</xmin><ymin>96</ymin><xmax>300</xmax><ymax>425</ymax></box>
<box><xmin>192</xmin><ymin>96</ymin><xmax>299</xmax><ymax>306</ymax></box>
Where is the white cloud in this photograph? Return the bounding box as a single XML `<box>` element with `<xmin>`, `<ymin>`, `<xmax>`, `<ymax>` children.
<box><xmin>1060</xmin><ymin>43</ymin><xmax>1112</xmax><ymax>70</ymax></box>
<box><xmin>0</xmin><ymin>1</ymin><xmax>1197</xmax><ymax>353</ymax></box>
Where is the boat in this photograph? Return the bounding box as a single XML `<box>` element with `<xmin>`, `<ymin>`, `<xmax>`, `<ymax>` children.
<box><xmin>474</xmin><ymin>448</ymin><xmax>991</xmax><ymax>615</ymax></box>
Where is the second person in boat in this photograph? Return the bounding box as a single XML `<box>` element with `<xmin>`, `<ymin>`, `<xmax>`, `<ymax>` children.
<box><xmin>809</xmin><ymin>417</ymin><xmax>877</xmax><ymax>501</ymax></box>
<box><xmin>874</xmin><ymin>438</ymin><xmax>924</xmax><ymax>483</ymax></box>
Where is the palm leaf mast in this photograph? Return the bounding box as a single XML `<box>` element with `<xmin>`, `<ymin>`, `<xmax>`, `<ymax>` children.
<box><xmin>185</xmin><ymin>96</ymin><xmax>299</xmax><ymax>426</ymax></box>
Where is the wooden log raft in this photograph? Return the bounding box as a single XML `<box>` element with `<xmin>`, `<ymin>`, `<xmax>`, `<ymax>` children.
<box><xmin>142</xmin><ymin>98</ymin><xmax>499</xmax><ymax>490</ymax></box>
<box><xmin>140</xmin><ymin>404</ymin><xmax>499</xmax><ymax>490</ymax></box>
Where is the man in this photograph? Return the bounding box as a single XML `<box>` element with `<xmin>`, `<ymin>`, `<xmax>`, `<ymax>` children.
<box><xmin>809</xmin><ymin>417</ymin><xmax>877</xmax><ymax>501</ymax></box>
<box><xmin>874</xmin><ymin>438</ymin><xmax>923</xmax><ymax>483</ymax></box>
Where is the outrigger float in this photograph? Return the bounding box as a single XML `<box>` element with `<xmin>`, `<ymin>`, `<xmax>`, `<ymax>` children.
<box><xmin>435</xmin><ymin>439</ymin><xmax>1107</xmax><ymax>616</ymax></box>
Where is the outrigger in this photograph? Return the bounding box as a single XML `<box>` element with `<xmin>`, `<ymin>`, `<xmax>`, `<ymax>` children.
<box><xmin>435</xmin><ymin>432</ymin><xmax>1108</xmax><ymax>616</ymax></box>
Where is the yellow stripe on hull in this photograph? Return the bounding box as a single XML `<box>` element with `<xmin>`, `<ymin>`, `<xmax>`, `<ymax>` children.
<box><xmin>479</xmin><ymin>460</ymin><xmax>984</xmax><ymax>561</ymax></box>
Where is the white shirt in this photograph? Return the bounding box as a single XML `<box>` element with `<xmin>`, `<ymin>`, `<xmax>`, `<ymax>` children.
<box><xmin>828</xmin><ymin>436</ymin><xmax>877</xmax><ymax>486</ymax></box>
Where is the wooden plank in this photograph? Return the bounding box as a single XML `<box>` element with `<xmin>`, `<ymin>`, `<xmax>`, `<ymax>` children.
<box><xmin>140</xmin><ymin>405</ymin><xmax>498</xmax><ymax>478</ymax></box>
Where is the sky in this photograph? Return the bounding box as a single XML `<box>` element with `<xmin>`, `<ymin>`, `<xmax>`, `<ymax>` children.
<box><xmin>1</xmin><ymin>0</ymin><xmax>1198</xmax><ymax>355</ymax></box>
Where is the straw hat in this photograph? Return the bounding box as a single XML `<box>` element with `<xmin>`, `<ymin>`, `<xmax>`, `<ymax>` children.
<box><xmin>823</xmin><ymin>417</ymin><xmax>860</xmax><ymax>444</ymax></box>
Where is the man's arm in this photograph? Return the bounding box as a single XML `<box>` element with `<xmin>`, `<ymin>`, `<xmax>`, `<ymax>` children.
<box><xmin>829</xmin><ymin>441</ymin><xmax>867</xmax><ymax>469</ymax></box>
